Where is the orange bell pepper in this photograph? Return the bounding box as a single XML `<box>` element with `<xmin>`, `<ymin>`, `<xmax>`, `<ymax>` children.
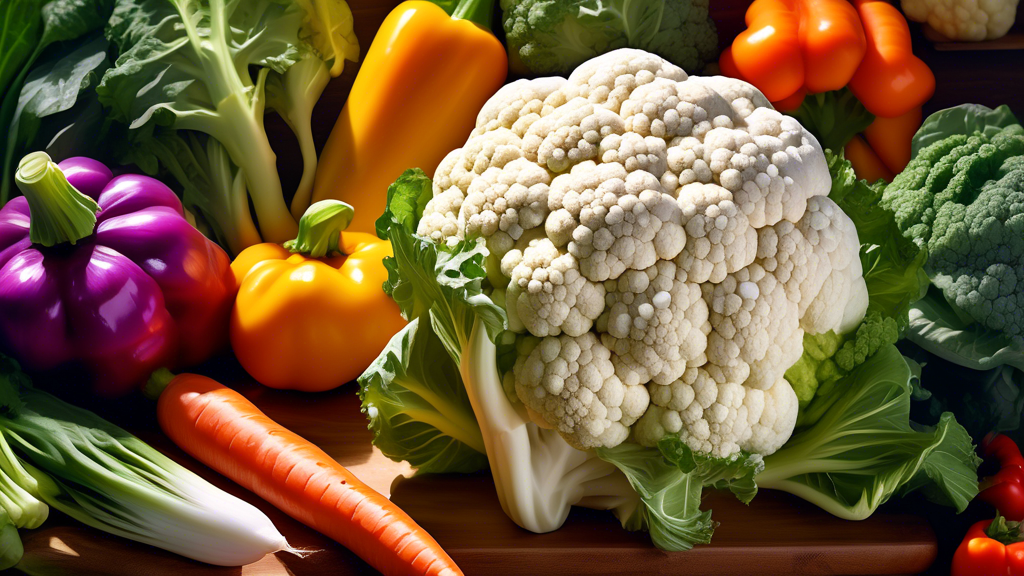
<box><xmin>722</xmin><ymin>0</ymin><xmax>933</xmax><ymax>183</ymax></box>
<box><xmin>843</xmin><ymin>135</ymin><xmax>894</xmax><ymax>183</ymax></box>
<box><xmin>848</xmin><ymin>0</ymin><xmax>935</xmax><ymax>120</ymax></box>
<box><xmin>727</xmin><ymin>0</ymin><xmax>866</xmax><ymax>103</ymax></box>
<box><xmin>311</xmin><ymin>0</ymin><xmax>507</xmax><ymax>234</ymax></box>
<box><xmin>230</xmin><ymin>201</ymin><xmax>407</xmax><ymax>391</ymax></box>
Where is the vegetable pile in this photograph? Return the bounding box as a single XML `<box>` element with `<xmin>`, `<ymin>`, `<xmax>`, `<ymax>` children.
<box><xmin>360</xmin><ymin>48</ymin><xmax>980</xmax><ymax>550</ymax></box>
<box><xmin>0</xmin><ymin>0</ymin><xmax>1021</xmax><ymax>572</ymax></box>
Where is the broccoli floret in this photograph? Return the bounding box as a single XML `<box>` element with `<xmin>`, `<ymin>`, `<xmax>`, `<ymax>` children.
<box><xmin>500</xmin><ymin>0</ymin><xmax>718</xmax><ymax>76</ymax></box>
<box><xmin>882</xmin><ymin>124</ymin><xmax>1024</xmax><ymax>343</ymax></box>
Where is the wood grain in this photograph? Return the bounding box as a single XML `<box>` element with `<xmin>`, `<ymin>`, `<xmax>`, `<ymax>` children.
<box><xmin>13</xmin><ymin>362</ymin><xmax>937</xmax><ymax>576</ymax></box>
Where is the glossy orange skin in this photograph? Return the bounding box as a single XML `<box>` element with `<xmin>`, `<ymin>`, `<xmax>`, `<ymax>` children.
<box><xmin>844</xmin><ymin>135</ymin><xmax>895</xmax><ymax>183</ymax></box>
<box><xmin>230</xmin><ymin>232</ymin><xmax>407</xmax><ymax>391</ymax></box>
<box><xmin>848</xmin><ymin>0</ymin><xmax>935</xmax><ymax>118</ymax></box>
<box><xmin>728</xmin><ymin>0</ymin><xmax>866</xmax><ymax>102</ymax></box>
<box><xmin>311</xmin><ymin>1</ymin><xmax>508</xmax><ymax>234</ymax></box>
<box><xmin>952</xmin><ymin>520</ymin><xmax>1024</xmax><ymax>575</ymax></box>
<box><xmin>863</xmin><ymin>106</ymin><xmax>922</xmax><ymax>175</ymax></box>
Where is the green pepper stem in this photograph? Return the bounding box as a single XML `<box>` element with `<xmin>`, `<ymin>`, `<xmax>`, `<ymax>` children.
<box><xmin>283</xmin><ymin>200</ymin><xmax>355</xmax><ymax>258</ymax></box>
<box><xmin>986</xmin><ymin>514</ymin><xmax>1024</xmax><ymax>545</ymax></box>
<box><xmin>451</xmin><ymin>0</ymin><xmax>495</xmax><ymax>31</ymax></box>
<box><xmin>15</xmin><ymin>152</ymin><xmax>99</xmax><ymax>247</ymax></box>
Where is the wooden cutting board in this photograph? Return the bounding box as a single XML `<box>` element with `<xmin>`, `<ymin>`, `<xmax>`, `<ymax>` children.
<box><xmin>12</xmin><ymin>363</ymin><xmax>937</xmax><ymax>576</ymax></box>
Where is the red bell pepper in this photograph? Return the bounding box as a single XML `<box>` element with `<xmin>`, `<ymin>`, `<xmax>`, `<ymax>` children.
<box><xmin>953</xmin><ymin>515</ymin><xmax>1024</xmax><ymax>576</ymax></box>
<box><xmin>980</xmin><ymin>434</ymin><xmax>1024</xmax><ymax>521</ymax></box>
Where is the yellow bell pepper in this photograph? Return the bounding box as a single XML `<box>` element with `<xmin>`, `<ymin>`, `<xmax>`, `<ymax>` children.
<box><xmin>311</xmin><ymin>0</ymin><xmax>508</xmax><ymax>234</ymax></box>
<box><xmin>230</xmin><ymin>201</ymin><xmax>406</xmax><ymax>391</ymax></box>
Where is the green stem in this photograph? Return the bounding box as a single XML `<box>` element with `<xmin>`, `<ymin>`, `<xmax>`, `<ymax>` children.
<box><xmin>451</xmin><ymin>0</ymin><xmax>495</xmax><ymax>31</ymax></box>
<box><xmin>283</xmin><ymin>200</ymin><xmax>355</xmax><ymax>258</ymax></box>
<box><xmin>15</xmin><ymin>152</ymin><xmax>99</xmax><ymax>247</ymax></box>
<box><xmin>143</xmin><ymin>368</ymin><xmax>177</xmax><ymax>401</ymax></box>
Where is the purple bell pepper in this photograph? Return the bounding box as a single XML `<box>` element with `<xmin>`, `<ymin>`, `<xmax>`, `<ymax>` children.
<box><xmin>0</xmin><ymin>153</ymin><xmax>235</xmax><ymax>397</ymax></box>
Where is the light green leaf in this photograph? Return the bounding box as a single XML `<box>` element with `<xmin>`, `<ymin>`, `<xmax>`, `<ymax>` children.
<box><xmin>658</xmin><ymin>437</ymin><xmax>763</xmax><ymax>504</ymax></box>
<box><xmin>597</xmin><ymin>442</ymin><xmax>714</xmax><ymax>551</ymax></box>
<box><xmin>909</xmin><ymin>287</ymin><xmax>1024</xmax><ymax>373</ymax></box>
<box><xmin>358</xmin><ymin>318</ymin><xmax>488</xmax><ymax>474</ymax></box>
<box><xmin>912</xmin><ymin>104</ymin><xmax>1020</xmax><ymax>159</ymax></box>
<box><xmin>760</xmin><ymin>345</ymin><xmax>979</xmax><ymax>519</ymax></box>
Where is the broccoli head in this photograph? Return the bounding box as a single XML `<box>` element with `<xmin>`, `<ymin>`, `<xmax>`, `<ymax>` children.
<box><xmin>500</xmin><ymin>0</ymin><xmax>719</xmax><ymax>76</ymax></box>
<box><xmin>882</xmin><ymin>124</ymin><xmax>1024</xmax><ymax>343</ymax></box>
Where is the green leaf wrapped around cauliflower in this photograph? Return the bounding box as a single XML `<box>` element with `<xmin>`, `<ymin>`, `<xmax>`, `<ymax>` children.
<box><xmin>418</xmin><ymin>48</ymin><xmax>865</xmax><ymax>459</ymax></box>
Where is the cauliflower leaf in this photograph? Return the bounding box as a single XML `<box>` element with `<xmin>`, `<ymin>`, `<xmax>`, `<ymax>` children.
<box><xmin>761</xmin><ymin>345</ymin><xmax>979</xmax><ymax>519</ymax></box>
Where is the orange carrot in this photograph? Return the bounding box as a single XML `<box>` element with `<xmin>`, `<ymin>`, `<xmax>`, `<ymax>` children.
<box><xmin>848</xmin><ymin>0</ymin><xmax>935</xmax><ymax>119</ymax></box>
<box><xmin>844</xmin><ymin>134</ymin><xmax>895</xmax><ymax>183</ymax></box>
<box><xmin>155</xmin><ymin>373</ymin><xmax>462</xmax><ymax>576</ymax></box>
<box><xmin>863</xmin><ymin>107</ymin><xmax>922</xmax><ymax>175</ymax></box>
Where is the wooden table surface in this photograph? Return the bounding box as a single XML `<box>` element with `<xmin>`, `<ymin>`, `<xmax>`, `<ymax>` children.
<box><xmin>13</xmin><ymin>359</ymin><xmax>938</xmax><ymax>576</ymax></box>
<box><xmin>15</xmin><ymin>0</ymin><xmax>1024</xmax><ymax>574</ymax></box>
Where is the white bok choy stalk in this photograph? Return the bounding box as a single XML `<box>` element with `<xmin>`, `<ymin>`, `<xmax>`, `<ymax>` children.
<box><xmin>0</xmin><ymin>355</ymin><xmax>295</xmax><ymax>567</ymax></box>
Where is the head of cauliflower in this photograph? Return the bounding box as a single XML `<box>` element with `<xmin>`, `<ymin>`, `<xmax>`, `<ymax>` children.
<box><xmin>417</xmin><ymin>49</ymin><xmax>869</xmax><ymax>458</ymax></box>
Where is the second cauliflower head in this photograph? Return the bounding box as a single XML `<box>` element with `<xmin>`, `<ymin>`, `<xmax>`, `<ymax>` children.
<box><xmin>418</xmin><ymin>49</ymin><xmax>868</xmax><ymax>458</ymax></box>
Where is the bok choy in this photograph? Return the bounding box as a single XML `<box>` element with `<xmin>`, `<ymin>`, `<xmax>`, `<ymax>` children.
<box><xmin>0</xmin><ymin>355</ymin><xmax>293</xmax><ymax>568</ymax></box>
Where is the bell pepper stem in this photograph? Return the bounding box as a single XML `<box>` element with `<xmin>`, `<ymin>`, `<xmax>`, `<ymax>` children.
<box><xmin>15</xmin><ymin>152</ymin><xmax>99</xmax><ymax>247</ymax></box>
<box><xmin>451</xmin><ymin>0</ymin><xmax>495</xmax><ymax>31</ymax></box>
<box><xmin>985</xmin><ymin>514</ymin><xmax>1024</xmax><ymax>545</ymax></box>
<box><xmin>283</xmin><ymin>200</ymin><xmax>355</xmax><ymax>258</ymax></box>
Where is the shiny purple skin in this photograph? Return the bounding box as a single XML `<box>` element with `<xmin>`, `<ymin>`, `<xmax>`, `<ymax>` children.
<box><xmin>0</xmin><ymin>157</ymin><xmax>235</xmax><ymax>397</ymax></box>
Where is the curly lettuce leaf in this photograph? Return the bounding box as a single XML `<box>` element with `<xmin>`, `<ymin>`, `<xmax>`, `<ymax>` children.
<box><xmin>378</xmin><ymin>170</ymin><xmax>505</xmax><ymax>364</ymax></box>
<box><xmin>359</xmin><ymin>169</ymin><xmax>504</xmax><ymax>475</ymax></box>
<box><xmin>358</xmin><ymin>318</ymin><xmax>488</xmax><ymax>474</ymax></box>
<box><xmin>761</xmin><ymin>345</ymin><xmax>979</xmax><ymax>519</ymax></box>
<box><xmin>912</xmin><ymin>104</ymin><xmax>1020</xmax><ymax>159</ymax></box>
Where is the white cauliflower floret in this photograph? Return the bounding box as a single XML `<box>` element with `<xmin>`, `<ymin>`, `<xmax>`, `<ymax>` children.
<box><xmin>675</xmin><ymin>182</ymin><xmax>758</xmax><ymax>284</ymax></box>
<box><xmin>514</xmin><ymin>333</ymin><xmax>649</xmax><ymax>450</ymax></box>
<box><xmin>902</xmin><ymin>0</ymin><xmax>1020</xmax><ymax>41</ymax></box>
<box><xmin>474</xmin><ymin>77</ymin><xmax>567</xmax><ymax>137</ymax></box>
<box><xmin>547</xmin><ymin>164</ymin><xmax>685</xmax><ymax>281</ymax></box>
<box><xmin>795</xmin><ymin>196</ymin><xmax>869</xmax><ymax>335</ymax></box>
<box><xmin>598</xmin><ymin>133</ymin><xmax>668</xmax><ymax>178</ymax></box>
<box><xmin>687</xmin><ymin>75</ymin><xmax>772</xmax><ymax>120</ymax></box>
<box><xmin>704</xmin><ymin>264</ymin><xmax>804</xmax><ymax>391</ymax></box>
<box><xmin>665</xmin><ymin>109</ymin><xmax>830</xmax><ymax>228</ymax></box>
<box><xmin>620</xmin><ymin>78</ymin><xmax>735</xmax><ymax>140</ymax></box>
<box><xmin>546</xmin><ymin>48</ymin><xmax>688</xmax><ymax>114</ymax></box>
<box><xmin>421</xmin><ymin>48</ymin><xmax>866</xmax><ymax>460</ymax></box>
<box><xmin>522</xmin><ymin>98</ymin><xmax>625</xmax><ymax>173</ymax></box>
<box><xmin>460</xmin><ymin>158</ymin><xmax>552</xmax><ymax>241</ymax></box>
<box><xmin>506</xmin><ymin>238</ymin><xmax>606</xmax><ymax>338</ymax></box>
<box><xmin>597</xmin><ymin>261</ymin><xmax>710</xmax><ymax>386</ymax></box>
<box><xmin>635</xmin><ymin>367</ymin><xmax>797</xmax><ymax>458</ymax></box>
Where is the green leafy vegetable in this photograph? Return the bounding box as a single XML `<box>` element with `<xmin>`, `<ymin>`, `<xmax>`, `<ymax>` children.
<box><xmin>911</xmin><ymin>103</ymin><xmax>1020</xmax><ymax>159</ymax></box>
<box><xmin>658</xmin><ymin>438</ymin><xmax>763</xmax><ymax>504</ymax></box>
<box><xmin>0</xmin><ymin>0</ymin><xmax>41</xmax><ymax>98</ymax></box>
<box><xmin>500</xmin><ymin>0</ymin><xmax>718</xmax><ymax>76</ymax></box>
<box><xmin>0</xmin><ymin>0</ymin><xmax>114</xmax><ymax>204</ymax></box>
<box><xmin>0</xmin><ymin>355</ymin><xmax>292</xmax><ymax>566</ymax></box>
<box><xmin>2</xmin><ymin>33</ymin><xmax>111</xmax><ymax>198</ymax></box>
<box><xmin>359</xmin><ymin>318</ymin><xmax>488</xmax><ymax>474</ymax></box>
<box><xmin>760</xmin><ymin>345</ymin><xmax>979</xmax><ymax>519</ymax></box>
